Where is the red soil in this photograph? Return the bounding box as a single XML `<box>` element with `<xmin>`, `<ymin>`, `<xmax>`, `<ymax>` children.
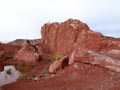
<box><xmin>2</xmin><ymin>62</ymin><xmax>120</xmax><ymax>90</ymax></box>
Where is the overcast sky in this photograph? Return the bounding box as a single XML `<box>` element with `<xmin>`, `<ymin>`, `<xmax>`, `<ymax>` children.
<box><xmin>0</xmin><ymin>0</ymin><xmax>120</xmax><ymax>42</ymax></box>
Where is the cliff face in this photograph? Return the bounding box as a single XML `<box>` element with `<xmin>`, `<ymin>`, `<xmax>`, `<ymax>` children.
<box><xmin>40</xmin><ymin>19</ymin><xmax>120</xmax><ymax>57</ymax></box>
<box><xmin>41</xmin><ymin>19</ymin><xmax>89</xmax><ymax>55</ymax></box>
<box><xmin>40</xmin><ymin>19</ymin><xmax>120</xmax><ymax>72</ymax></box>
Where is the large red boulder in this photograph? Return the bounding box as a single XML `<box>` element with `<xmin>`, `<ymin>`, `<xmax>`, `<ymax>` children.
<box><xmin>14</xmin><ymin>40</ymin><xmax>41</xmax><ymax>64</ymax></box>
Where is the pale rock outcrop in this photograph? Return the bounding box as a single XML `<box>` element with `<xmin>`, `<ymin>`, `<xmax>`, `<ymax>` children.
<box><xmin>0</xmin><ymin>66</ymin><xmax>21</xmax><ymax>85</ymax></box>
<box><xmin>86</xmin><ymin>51</ymin><xmax>120</xmax><ymax>72</ymax></box>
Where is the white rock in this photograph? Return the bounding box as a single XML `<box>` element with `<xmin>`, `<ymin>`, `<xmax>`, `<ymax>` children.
<box><xmin>0</xmin><ymin>66</ymin><xmax>21</xmax><ymax>86</ymax></box>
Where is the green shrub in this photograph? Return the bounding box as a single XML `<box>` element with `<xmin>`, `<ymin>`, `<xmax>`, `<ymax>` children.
<box><xmin>44</xmin><ymin>57</ymin><xmax>54</xmax><ymax>62</ymax></box>
<box><xmin>45</xmin><ymin>53</ymin><xmax>63</xmax><ymax>62</ymax></box>
<box><xmin>31</xmin><ymin>73</ymin><xmax>37</xmax><ymax>78</ymax></box>
<box><xmin>4</xmin><ymin>55</ymin><xmax>13</xmax><ymax>60</ymax></box>
<box><xmin>54</xmin><ymin>53</ymin><xmax>63</xmax><ymax>61</ymax></box>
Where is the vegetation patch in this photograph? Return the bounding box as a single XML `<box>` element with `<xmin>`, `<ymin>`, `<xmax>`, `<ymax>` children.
<box><xmin>31</xmin><ymin>73</ymin><xmax>37</xmax><ymax>78</ymax></box>
<box><xmin>45</xmin><ymin>53</ymin><xmax>63</xmax><ymax>63</ymax></box>
<box><xmin>44</xmin><ymin>56</ymin><xmax>54</xmax><ymax>62</ymax></box>
<box><xmin>54</xmin><ymin>53</ymin><xmax>63</xmax><ymax>61</ymax></box>
<box><xmin>4</xmin><ymin>55</ymin><xmax>13</xmax><ymax>60</ymax></box>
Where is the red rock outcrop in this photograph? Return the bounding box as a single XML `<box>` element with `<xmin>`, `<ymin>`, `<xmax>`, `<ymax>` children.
<box><xmin>0</xmin><ymin>48</ymin><xmax>4</xmax><ymax>58</ymax></box>
<box><xmin>0</xmin><ymin>43</ymin><xmax>21</xmax><ymax>60</ymax></box>
<box><xmin>41</xmin><ymin>19</ymin><xmax>120</xmax><ymax>56</ymax></box>
<box><xmin>14</xmin><ymin>40</ymin><xmax>41</xmax><ymax>64</ymax></box>
<box><xmin>40</xmin><ymin>19</ymin><xmax>120</xmax><ymax>72</ymax></box>
<box><xmin>41</xmin><ymin>19</ymin><xmax>91</xmax><ymax>56</ymax></box>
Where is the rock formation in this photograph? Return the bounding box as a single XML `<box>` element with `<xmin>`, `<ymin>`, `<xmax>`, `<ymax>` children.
<box><xmin>0</xmin><ymin>43</ymin><xmax>21</xmax><ymax>60</ymax></box>
<box><xmin>3</xmin><ymin>19</ymin><xmax>120</xmax><ymax>72</ymax></box>
<box><xmin>86</xmin><ymin>51</ymin><xmax>120</xmax><ymax>72</ymax></box>
<box><xmin>0</xmin><ymin>48</ymin><xmax>4</xmax><ymax>59</ymax></box>
<box><xmin>0</xmin><ymin>66</ymin><xmax>21</xmax><ymax>86</ymax></box>
<box><xmin>40</xmin><ymin>19</ymin><xmax>120</xmax><ymax>72</ymax></box>
<box><xmin>14</xmin><ymin>40</ymin><xmax>41</xmax><ymax>64</ymax></box>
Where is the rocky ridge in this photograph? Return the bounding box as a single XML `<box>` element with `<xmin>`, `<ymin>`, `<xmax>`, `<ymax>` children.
<box><xmin>8</xmin><ymin>39</ymin><xmax>40</xmax><ymax>46</ymax></box>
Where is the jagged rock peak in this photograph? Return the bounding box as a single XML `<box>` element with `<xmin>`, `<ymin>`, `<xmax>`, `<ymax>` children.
<box><xmin>40</xmin><ymin>19</ymin><xmax>102</xmax><ymax>56</ymax></box>
<box><xmin>41</xmin><ymin>19</ymin><xmax>90</xmax><ymax>32</ymax></box>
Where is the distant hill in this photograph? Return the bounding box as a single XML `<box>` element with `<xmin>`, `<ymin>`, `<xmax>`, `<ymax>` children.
<box><xmin>8</xmin><ymin>39</ymin><xmax>40</xmax><ymax>46</ymax></box>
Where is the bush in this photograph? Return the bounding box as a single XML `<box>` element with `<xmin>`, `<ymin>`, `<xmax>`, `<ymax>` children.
<box><xmin>54</xmin><ymin>53</ymin><xmax>63</xmax><ymax>61</ymax></box>
<box><xmin>44</xmin><ymin>53</ymin><xmax>63</xmax><ymax>63</ymax></box>
<box><xmin>4</xmin><ymin>55</ymin><xmax>13</xmax><ymax>60</ymax></box>
<box><xmin>31</xmin><ymin>73</ymin><xmax>37</xmax><ymax>78</ymax></box>
<box><xmin>44</xmin><ymin>57</ymin><xmax>54</xmax><ymax>62</ymax></box>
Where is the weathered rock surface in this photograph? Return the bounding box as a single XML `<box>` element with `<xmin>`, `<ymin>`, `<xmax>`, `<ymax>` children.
<box><xmin>40</xmin><ymin>19</ymin><xmax>120</xmax><ymax>72</ymax></box>
<box><xmin>41</xmin><ymin>19</ymin><xmax>120</xmax><ymax>56</ymax></box>
<box><xmin>14</xmin><ymin>40</ymin><xmax>41</xmax><ymax>64</ymax></box>
<box><xmin>41</xmin><ymin>19</ymin><xmax>90</xmax><ymax>56</ymax></box>
<box><xmin>0</xmin><ymin>43</ymin><xmax>21</xmax><ymax>60</ymax></box>
<box><xmin>0</xmin><ymin>49</ymin><xmax>4</xmax><ymax>58</ymax></box>
<box><xmin>86</xmin><ymin>51</ymin><xmax>120</xmax><ymax>72</ymax></box>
